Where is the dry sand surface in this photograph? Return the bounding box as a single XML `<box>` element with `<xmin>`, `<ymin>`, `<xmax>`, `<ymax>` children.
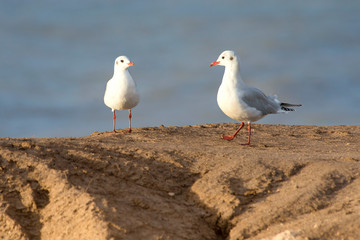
<box><xmin>0</xmin><ymin>123</ymin><xmax>359</xmax><ymax>240</ymax></box>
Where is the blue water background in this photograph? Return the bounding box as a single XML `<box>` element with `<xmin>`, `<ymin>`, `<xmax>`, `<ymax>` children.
<box><xmin>1</xmin><ymin>0</ymin><xmax>360</xmax><ymax>138</ymax></box>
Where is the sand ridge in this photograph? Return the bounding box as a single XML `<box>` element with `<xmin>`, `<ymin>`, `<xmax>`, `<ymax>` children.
<box><xmin>0</xmin><ymin>123</ymin><xmax>359</xmax><ymax>239</ymax></box>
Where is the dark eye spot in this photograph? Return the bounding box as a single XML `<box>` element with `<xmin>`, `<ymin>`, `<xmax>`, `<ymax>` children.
<box><xmin>222</xmin><ymin>56</ymin><xmax>225</xmax><ymax>59</ymax></box>
<box><xmin>230</xmin><ymin>57</ymin><xmax>233</xmax><ymax>60</ymax></box>
<box><xmin>121</xmin><ymin>60</ymin><xmax>124</xmax><ymax>63</ymax></box>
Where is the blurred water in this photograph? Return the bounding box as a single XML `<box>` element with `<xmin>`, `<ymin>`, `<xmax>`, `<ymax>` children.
<box><xmin>1</xmin><ymin>0</ymin><xmax>359</xmax><ymax>138</ymax></box>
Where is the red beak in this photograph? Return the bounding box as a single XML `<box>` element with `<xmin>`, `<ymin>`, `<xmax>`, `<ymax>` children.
<box><xmin>209</xmin><ymin>61</ymin><xmax>220</xmax><ymax>67</ymax></box>
<box><xmin>128</xmin><ymin>62</ymin><xmax>135</xmax><ymax>66</ymax></box>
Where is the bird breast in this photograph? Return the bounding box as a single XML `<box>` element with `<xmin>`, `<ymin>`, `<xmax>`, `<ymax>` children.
<box><xmin>104</xmin><ymin>73</ymin><xmax>139</xmax><ymax>110</ymax></box>
<box><xmin>217</xmin><ymin>83</ymin><xmax>263</xmax><ymax>122</ymax></box>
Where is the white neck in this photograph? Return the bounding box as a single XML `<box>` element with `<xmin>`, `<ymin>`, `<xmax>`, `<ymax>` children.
<box><xmin>113</xmin><ymin>66</ymin><xmax>128</xmax><ymax>78</ymax></box>
<box><xmin>222</xmin><ymin>61</ymin><xmax>246</xmax><ymax>88</ymax></box>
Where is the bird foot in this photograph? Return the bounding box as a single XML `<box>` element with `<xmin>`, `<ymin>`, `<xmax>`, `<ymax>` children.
<box><xmin>221</xmin><ymin>135</ymin><xmax>235</xmax><ymax>141</ymax></box>
<box><xmin>128</xmin><ymin>128</ymin><xmax>132</xmax><ymax>133</ymax></box>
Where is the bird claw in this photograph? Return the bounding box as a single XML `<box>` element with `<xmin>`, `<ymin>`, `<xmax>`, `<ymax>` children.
<box><xmin>221</xmin><ymin>135</ymin><xmax>235</xmax><ymax>141</ymax></box>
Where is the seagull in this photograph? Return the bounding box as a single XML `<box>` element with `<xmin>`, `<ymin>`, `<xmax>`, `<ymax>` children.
<box><xmin>104</xmin><ymin>56</ymin><xmax>139</xmax><ymax>133</ymax></box>
<box><xmin>210</xmin><ymin>50</ymin><xmax>301</xmax><ymax>145</ymax></box>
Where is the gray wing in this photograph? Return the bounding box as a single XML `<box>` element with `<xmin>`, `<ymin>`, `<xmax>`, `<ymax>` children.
<box><xmin>241</xmin><ymin>86</ymin><xmax>280</xmax><ymax>114</ymax></box>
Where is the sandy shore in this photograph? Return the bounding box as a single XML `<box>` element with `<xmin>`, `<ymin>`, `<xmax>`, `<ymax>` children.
<box><xmin>0</xmin><ymin>123</ymin><xmax>359</xmax><ymax>240</ymax></box>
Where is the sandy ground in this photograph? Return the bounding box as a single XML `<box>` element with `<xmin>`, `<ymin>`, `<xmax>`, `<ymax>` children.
<box><xmin>0</xmin><ymin>123</ymin><xmax>359</xmax><ymax>240</ymax></box>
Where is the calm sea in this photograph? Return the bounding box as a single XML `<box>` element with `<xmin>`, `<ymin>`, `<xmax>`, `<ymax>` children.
<box><xmin>1</xmin><ymin>0</ymin><xmax>359</xmax><ymax>138</ymax></box>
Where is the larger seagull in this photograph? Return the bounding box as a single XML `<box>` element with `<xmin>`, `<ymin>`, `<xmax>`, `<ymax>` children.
<box><xmin>104</xmin><ymin>56</ymin><xmax>139</xmax><ymax>133</ymax></box>
<box><xmin>210</xmin><ymin>50</ymin><xmax>301</xmax><ymax>145</ymax></box>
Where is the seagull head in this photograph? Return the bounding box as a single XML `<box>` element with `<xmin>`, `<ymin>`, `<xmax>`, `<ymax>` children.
<box><xmin>114</xmin><ymin>56</ymin><xmax>135</xmax><ymax>70</ymax></box>
<box><xmin>210</xmin><ymin>50</ymin><xmax>238</xmax><ymax>67</ymax></box>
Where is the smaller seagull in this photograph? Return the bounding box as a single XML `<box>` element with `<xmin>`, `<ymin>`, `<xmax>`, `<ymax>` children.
<box><xmin>104</xmin><ymin>56</ymin><xmax>139</xmax><ymax>133</ymax></box>
<box><xmin>210</xmin><ymin>50</ymin><xmax>301</xmax><ymax>145</ymax></box>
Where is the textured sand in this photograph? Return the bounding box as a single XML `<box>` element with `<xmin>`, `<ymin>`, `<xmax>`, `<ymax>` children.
<box><xmin>1</xmin><ymin>123</ymin><xmax>359</xmax><ymax>240</ymax></box>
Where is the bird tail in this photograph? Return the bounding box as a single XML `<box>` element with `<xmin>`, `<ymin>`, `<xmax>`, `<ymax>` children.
<box><xmin>280</xmin><ymin>102</ymin><xmax>302</xmax><ymax>111</ymax></box>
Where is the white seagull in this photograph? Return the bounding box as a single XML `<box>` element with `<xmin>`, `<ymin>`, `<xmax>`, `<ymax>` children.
<box><xmin>104</xmin><ymin>56</ymin><xmax>139</xmax><ymax>133</ymax></box>
<box><xmin>210</xmin><ymin>50</ymin><xmax>301</xmax><ymax>145</ymax></box>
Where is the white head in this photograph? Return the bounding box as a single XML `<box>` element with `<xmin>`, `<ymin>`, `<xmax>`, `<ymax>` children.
<box><xmin>114</xmin><ymin>56</ymin><xmax>135</xmax><ymax>70</ymax></box>
<box><xmin>210</xmin><ymin>50</ymin><xmax>239</xmax><ymax>67</ymax></box>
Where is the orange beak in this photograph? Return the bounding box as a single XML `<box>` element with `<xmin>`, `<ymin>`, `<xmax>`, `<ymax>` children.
<box><xmin>209</xmin><ymin>61</ymin><xmax>220</xmax><ymax>67</ymax></box>
<box><xmin>128</xmin><ymin>62</ymin><xmax>135</xmax><ymax>66</ymax></box>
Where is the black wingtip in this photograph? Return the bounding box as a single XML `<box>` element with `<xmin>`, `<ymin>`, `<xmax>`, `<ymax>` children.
<box><xmin>281</xmin><ymin>107</ymin><xmax>295</xmax><ymax>111</ymax></box>
<box><xmin>280</xmin><ymin>103</ymin><xmax>302</xmax><ymax>107</ymax></box>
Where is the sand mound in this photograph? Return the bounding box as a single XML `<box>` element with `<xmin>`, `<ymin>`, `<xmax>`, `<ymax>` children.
<box><xmin>1</xmin><ymin>124</ymin><xmax>359</xmax><ymax>239</ymax></box>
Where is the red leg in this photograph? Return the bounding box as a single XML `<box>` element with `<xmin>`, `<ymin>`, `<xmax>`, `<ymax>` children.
<box><xmin>112</xmin><ymin>110</ymin><xmax>116</xmax><ymax>133</ymax></box>
<box><xmin>222</xmin><ymin>122</ymin><xmax>244</xmax><ymax>141</ymax></box>
<box><xmin>240</xmin><ymin>122</ymin><xmax>251</xmax><ymax>145</ymax></box>
<box><xmin>128</xmin><ymin>109</ymin><xmax>132</xmax><ymax>133</ymax></box>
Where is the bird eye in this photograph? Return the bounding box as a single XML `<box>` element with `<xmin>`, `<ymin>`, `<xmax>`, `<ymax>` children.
<box><xmin>222</xmin><ymin>56</ymin><xmax>225</xmax><ymax>59</ymax></box>
<box><xmin>230</xmin><ymin>57</ymin><xmax>233</xmax><ymax>60</ymax></box>
<box><xmin>121</xmin><ymin>60</ymin><xmax>124</xmax><ymax>63</ymax></box>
